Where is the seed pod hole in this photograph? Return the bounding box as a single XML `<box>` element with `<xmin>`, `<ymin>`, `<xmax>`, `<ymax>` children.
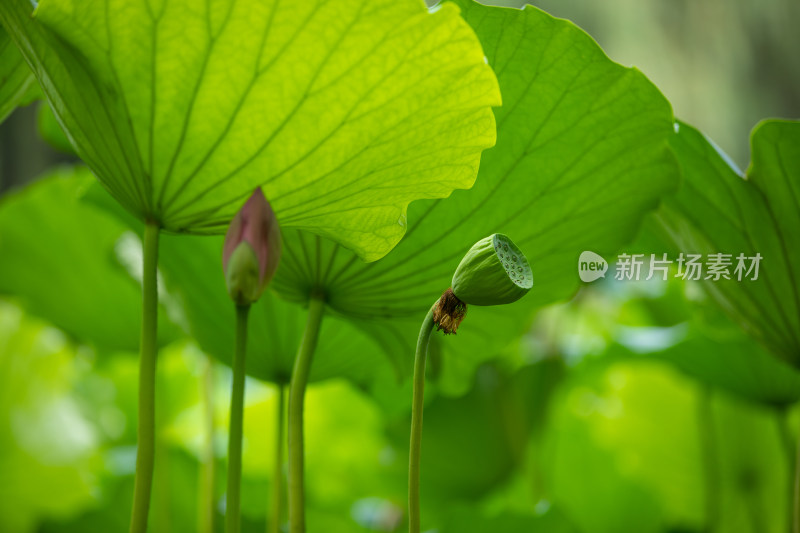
<box><xmin>492</xmin><ymin>234</ymin><xmax>533</xmax><ymax>290</ymax></box>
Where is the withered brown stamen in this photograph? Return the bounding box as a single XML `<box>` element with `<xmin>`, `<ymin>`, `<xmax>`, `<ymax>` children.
<box><xmin>432</xmin><ymin>287</ymin><xmax>467</xmax><ymax>334</ymax></box>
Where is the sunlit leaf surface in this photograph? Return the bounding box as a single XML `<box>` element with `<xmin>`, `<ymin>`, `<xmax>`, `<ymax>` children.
<box><xmin>0</xmin><ymin>0</ymin><xmax>499</xmax><ymax>260</ymax></box>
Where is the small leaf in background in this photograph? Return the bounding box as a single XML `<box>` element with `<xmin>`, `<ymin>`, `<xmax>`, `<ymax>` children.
<box><xmin>0</xmin><ymin>0</ymin><xmax>499</xmax><ymax>260</ymax></box>
<box><xmin>0</xmin><ymin>25</ymin><xmax>37</xmax><ymax>124</ymax></box>
<box><xmin>0</xmin><ymin>168</ymin><xmax>178</xmax><ymax>352</ymax></box>
<box><xmin>657</xmin><ymin>120</ymin><xmax>800</xmax><ymax>366</ymax></box>
<box><xmin>36</xmin><ymin>101</ymin><xmax>75</xmax><ymax>155</ymax></box>
<box><xmin>0</xmin><ymin>303</ymin><xmax>101</xmax><ymax>532</ymax></box>
<box><xmin>644</xmin><ymin>334</ymin><xmax>800</xmax><ymax>409</ymax></box>
<box><xmin>529</xmin><ymin>270</ymin><xmax>800</xmax><ymax>408</ymax></box>
<box><xmin>540</xmin><ymin>356</ymin><xmax>791</xmax><ymax>533</ymax></box>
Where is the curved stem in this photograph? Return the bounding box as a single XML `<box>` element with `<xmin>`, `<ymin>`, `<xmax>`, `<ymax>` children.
<box><xmin>269</xmin><ymin>383</ymin><xmax>285</xmax><ymax>533</ymax></box>
<box><xmin>226</xmin><ymin>304</ymin><xmax>251</xmax><ymax>533</ymax></box>
<box><xmin>288</xmin><ymin>294</ymin><xmax>326</xmax><ymax>533</ymax></box>
<box><xmin>409</xmin><ymin>304</ymin><xmax>436</xmax><ymax>533</ymax></box>
<box><xmin>130</xmin><ymin>220</ymin><xmax>161</xmax><ymax>533</ymax></box>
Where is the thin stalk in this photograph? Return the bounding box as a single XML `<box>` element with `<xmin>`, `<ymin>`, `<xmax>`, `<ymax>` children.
<box><xmin>199</xmin><ymin>354</ymin><xmax>216</xmax><ymax>533</ymax></box>
<box><xmin>269</xmin><ymin>383</ymin><xmax>286</xmax><ymax>533</ymax></box>
<box><xmin>408</xmin><ymin>304</ymin><xmax>436</xmax><ymax>533</ymax></box>
<box><xmin>288</xmin><ymin>294</ymin><xmax>326</xmax><ymax>533</ymax></box>
<box><xmin>226</xmin><ymin>304</ymin><xmax>251</xmax><ymax>533</ymax></box>
<box><xmin>130</xmin><ymin>220</ymin><xmax>161</xmax><ymax>533</ymax></box>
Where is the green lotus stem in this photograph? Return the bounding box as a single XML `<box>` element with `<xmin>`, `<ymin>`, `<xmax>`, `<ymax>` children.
<box><xmin>226</xmin><ymin>304</ymin><xmax>251</xmax><ymax>533</ymax></box>
<box><xmin>130</xmin><ymin>220</ymin><xmax>161</xmax><ymax>533</ymax></box>
<box><xmin>269</xmin><ymin>383</ymin><xmax>285</xmax><ymax>533</ymax></box>
<box><xmin>408</xmin><ymin>304</ymin><xmax>436</xmax><ymax>533</ymax></box>
<box><xmin>288</xmin><ymin>294</ymin><xmax>326</xmax><ymax>533</ymax></box>
<box><xmin>407</xmin><ymin>234</ymin><xmax>531</xmax><ymax>532</ymax></box>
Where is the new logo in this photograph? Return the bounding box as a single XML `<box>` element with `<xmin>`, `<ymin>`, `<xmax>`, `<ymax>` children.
<box><xmin>578</xmin><ymin>251</ymin><xmax>608</xmax><ymax>282</ymax></box>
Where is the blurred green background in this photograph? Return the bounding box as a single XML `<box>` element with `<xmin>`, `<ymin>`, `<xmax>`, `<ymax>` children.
<box><xmin>1</xmin><ymin>0</ymin><xmax>799</xmax><ymax>532</ymax></box>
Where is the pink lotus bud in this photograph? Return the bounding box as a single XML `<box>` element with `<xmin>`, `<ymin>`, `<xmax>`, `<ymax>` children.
<box><xmin>222</xmin><ymin>189</ymin><xmax>281</xmax><ymax>305</ymax></box>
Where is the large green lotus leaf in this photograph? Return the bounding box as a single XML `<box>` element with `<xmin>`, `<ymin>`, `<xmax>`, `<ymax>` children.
<box><xmin>0</xmin><ymin>0</ymin><xmax>499</xmax><ymax>261</ymax></box>
<box><xmin>269</xmin><ymin>0</ymin><xmax>678</xmax><ymax>387</ymax></box>
<box><xmin>0</xmin><ymin>25</ymin><xmax>37</xmax><ymax>124</ymax></box>
<box><xmin>0</xmin><ymin>169</ymin><xmax>178</xmax><ymax>351</ymax></box>
<box><xmin>657</xmin><ymin>120</ymin><xmax>800</xmax><ymax>366</ymax></box>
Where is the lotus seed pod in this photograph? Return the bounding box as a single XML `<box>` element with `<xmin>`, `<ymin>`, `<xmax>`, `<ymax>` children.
<box><xmin>451</xmin><ymin>234</ymin><xmax>532</xmax><ymax>306</ymax></box>
<box><xmin>222</xmin><ymin>189</ymin><xmax>281</xmax><ymax>305</ymax></box>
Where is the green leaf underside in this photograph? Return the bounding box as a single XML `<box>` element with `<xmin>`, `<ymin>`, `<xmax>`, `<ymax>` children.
<box><xmin>0</xmin><ymin>168</ymin><xmax>178</xmax><ymax>352</ymax></box>
<box><xmin>157</xmin><ymin>232</ymin><xmax>387</xmax><ymax>385</ymax></box>
<box><xmin>0</xmin><ymin>0</ymin><xmax>500</xmax><ymax>262</ymax></box>
<box><xmin>657</xmin><ymin>120</ymin><xmax>800</xmax><ymax>366</ymax></box>
<box><xmin>0</xmin><ymin>25</ymin><xmax>37</xmax><ymax>124</ymax></box>
<box><xmin>266</xmin><ymin>0</ymin><xmax>677</xmax><ymax>385</ymax></box>
<box><xmin>641</xmin><ymin>334</ymin><xmax>800</xmax><ymax>408</ymax></box>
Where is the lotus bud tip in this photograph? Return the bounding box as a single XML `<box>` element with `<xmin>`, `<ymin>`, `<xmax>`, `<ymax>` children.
<box><xmin>222</xmin><ymin>189</ymin><xmax>281</xmax><ymax>305</ymax></box>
